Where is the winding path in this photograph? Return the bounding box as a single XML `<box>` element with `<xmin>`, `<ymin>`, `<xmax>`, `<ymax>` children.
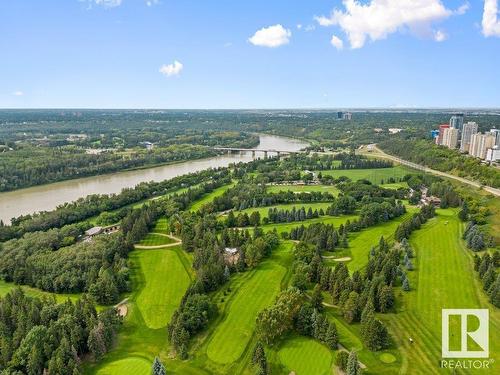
<box><xmin>133</xmin><ymin>233</ymin><xmax>182</xmax><ymax>249</ymax></box>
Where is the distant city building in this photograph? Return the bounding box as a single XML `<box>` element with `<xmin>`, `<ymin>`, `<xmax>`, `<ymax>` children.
<box><xmin>449</xmin><ymin>113</ymin><xmax>464</xmax><ymax>133</ymax></box>
<box><xmin>490</xmin><ymin>128</ymin><xmax>500</xmax><ymax>146</ymax></box>
<box><xmin>342</xmin><ymin>112</ymin><xmax>352</xmax><ymax>120</ymax></box>
<box><xmin>460</xmin><ymin>121</ymin><xmax>478</xmax><ymax>152</ymax></box>
<box><xmin>388</xmin><ymin>128</ymin><xmax>402</xmax><ymax>134</ymax></box>
<box><xmin>470</xmin><ymin>133</ymin><xmax>496</xmax><ymax>159</ymax></box>
<box><xmin>486</xmin><ymin>146</ymin><xmax>500</xmax><ymax>162</ymax></box>
<box><xmin>437</xmin><ymin>124</ymin><xmax>449</xmax><ymax>145</ymax></box>
<box><xmin>430</xmin><ymin>129</ymin><xmax>439</xmax><ymax>140</ymax></box>
<box><xmin>442</xmin><ymin>127</ymin><xmax>459</xmax><ymax>149</ymax></box>
<box><xmin>337</xmin><ymin>111</ymin><xmax>344</xmax><ymax>119</ymax></box>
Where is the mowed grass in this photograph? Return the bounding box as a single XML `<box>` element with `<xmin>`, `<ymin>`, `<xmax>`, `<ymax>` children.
<box><xmin>137</xmin><ymin>233</ymin><xmax>175</xmax><ymax>247</ymax></box>
<box><xmin>189</xmin><ymin>183</ymin><xmax>235</xmax><ymax>212</ymax></box>
<box><xmin>205</xmin><ymin>243</ymin><xmax>291</xmax><ymax>365</ymax></box>
<box><xmin>136</xmin><ymin>248</ymin><xmax>191</xmax><ymax>329</ymax></box>
<box><xmin>267</xmin><ymin>184</ymin><xmax>340</xmax><ymax>196</ymax></box>
<box><xmin>276</xmin><ymin>335</ymin><xmax>334</xmax><ymax>375</ymax></box>
<box><xmin>319</xmin><ymin>166</ymin><xmax>410</xmax><ymax>184</ymax></box>
<box><xmin>346</xmin><ymin>207</ymin><xmax>418</xmax><ymax>272</ymax></box>
<box><xmin>383</xmin><ymin>209</ymin><xmax>500</xmax><ymax>375</ymax></box>
<box><xmin>0</xmin><ymin>280</ymin><xmax>85</xmax><ymax>305</ymax></box>
<box><xmin>96</xmin><ymin>357</ymin><xmax>150</xmax><ymax>375</ymax></box>
<box><xmin>87</xmin><ymin>245</ymin><xmax>193</xmax><ymax>374</ymax></box>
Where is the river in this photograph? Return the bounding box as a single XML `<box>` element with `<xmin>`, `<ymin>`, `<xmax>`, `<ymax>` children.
<box><xmin>0</xmin><ymin>134</ymin><xmax>308</xmax><ymax>223</ymax></box>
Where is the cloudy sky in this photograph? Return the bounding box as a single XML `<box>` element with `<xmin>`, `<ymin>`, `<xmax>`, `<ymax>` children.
<box><xmin>1</xmin><ymin>0</ymin><xmax>500</xmax><ymax>108</ymax></box>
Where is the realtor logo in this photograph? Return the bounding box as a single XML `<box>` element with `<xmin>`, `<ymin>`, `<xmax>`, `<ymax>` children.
<box><xmin>442</xmin><ymin>309</ymin><xmax>489</xmax><ymax>358</ymax></box>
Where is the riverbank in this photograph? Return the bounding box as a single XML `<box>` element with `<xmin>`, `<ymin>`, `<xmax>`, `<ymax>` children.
<box><xmin>0</xmin><ymin>134</ymin><xmax>309</xmax><ymax>223</ymax></box>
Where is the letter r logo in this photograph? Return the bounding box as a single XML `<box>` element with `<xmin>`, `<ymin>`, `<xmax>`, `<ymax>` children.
<box><xmin>442</xmin><ymin>309</ymin><xmax>489</xmax><ymax>358</ymax></box>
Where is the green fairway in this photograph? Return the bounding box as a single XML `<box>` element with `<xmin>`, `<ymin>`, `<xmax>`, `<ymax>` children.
<box><xmin>151</xmin><ymin>217</ymin><xmax>169</xmax><ymax>233</ymax></box>
<box><xmin>205</xmin><ymin>243</ymin><xmax>292</xmax><ymax>365</ymax></box>
<box><xmin>87</xmin><ymin>245</ymin><xmax>193</xmax><ymax>374</ymax></box>
<box><xmin>319</xmin><ymin>166</ymin><xmax>410</xmax><ymax>184</ymax></box>
<box><xmin>137</xmin><ymin>232</ymin><xmax>175</xmax><ymax>247</ymax></box>
<box><xmin>346</xmin><ymin>208</ymin><xmax>418</xmax><ymax>272</ymax></box>
<box><xmin>96</xmin><ymin>357</ymin><xmax>151</xmax><ymax>375</ymax></box>
<box><xmin>267</xmin><ymin>184</ymin><xmax>340</xmax><ymax>196</ymax></box>
<box><xmin>136</xmin><ymin>248</ymin><xmax>191</xmax><ymax>329</ymax></box>
<box><xmin>276</xmin><ymin>335</ymin><xmax>334</xmax><ymax>375</ymax></box>
<box><xmin>189</xmin><ymin>183</ymin><xmax>235</xmax><ymax>211</ymax></box>
<box><xmin>0</xmin><ymin>280</ymin><xmax>83</xmax><ymax>305</ymax></box>
<box><xmin>383</xmin><ymin>209</ymin><xmax>500</xmax><ymax>375</ymax></box>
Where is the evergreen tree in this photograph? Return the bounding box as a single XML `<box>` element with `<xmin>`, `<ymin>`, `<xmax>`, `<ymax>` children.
<box><xmin>346</xmin><ymin>351</ymin><xmax>360</xmax><ymax>375</ymax></box>
<box><xmin>152</xmin><ymin>356</ymin><xmax>166</xmax><ymax>375</ymax></box>
<box><xmin>325</xmin><ymin>323</ymin><xmax>339</xmax><ymax>350</ymax></box>
<box><xmin>482</xmin><ymin>266</ymin><xmax>496</xmax><ymax>291</ymax></box>
<box><xmin>402</xmin><ymin>277</ymin><xmax>410</xmax><ymax>292</ymax></box>
<box><xmin>488</xmin><ymin>274</ymin><xmax>500</xmax><ymax>308</ymax></box>
<box><xmin>336</xmin><ymin>351</ymin><xmax>349</xmax><ymax>371</ymax></box>
<box><xmin>311</xmin><ymin>284</ymin><xmax>324</xmax><ymax>311</ymax></box>
<box><xmin>252</xmin><ymin>341</ymin><xmax>267</xmax><ymax>375</ymax></box>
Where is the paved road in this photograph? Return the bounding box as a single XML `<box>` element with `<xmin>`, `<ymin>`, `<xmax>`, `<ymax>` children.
<box><xmin>362</xmin><ymin>144</ymin><xmax>500</xmax><ymax>198</ymax></box>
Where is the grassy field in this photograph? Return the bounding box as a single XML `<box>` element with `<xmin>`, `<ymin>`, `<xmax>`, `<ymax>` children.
<box><xmin>136</xmin><ymin>248</ymin><xmax>191</xmax><ymax>329</ymax></box>
<box><xmin>267</xmin><ymin>184</ymin><xmax>340</xmax><ymax>196</ymax></box>
<box><xmin>205</xmin><ymin>243</ymin><xmax>291</xmax><ymax>365</ymax></box>
<box><xmin>383</xmin><ymin>209</ymin><xmax>500</xmax><ymax>375</ymax></box>
<box><xmin>345</xmin><ymin>207</ymin><xmax>419</xmax><ymax>272</ymax></box>
<box><xmin>87</xmin><ymin>244</ymin><xmax>193</xmax><ymax>374</ymax></box>
<box><xmin>319</xmin><ymin>166</ymin><xmax>410</xmax><ymax>184</ymax></box>
<box><xmin>274</xmin><ymin>335</ymin><xmax>334</xmax><ymax>375</ymax></box>
<box><xmin>0</xmin><ymin>279</ymin><xmax>83</xmax><ymax>304</ymax></box>
<box><xmin>257</xmin><ymin>214</ymin><xmax>359</xmax><ymax>235</ymax></box>
<box><xmin>137</xmin><ymin>233</ymin><xmax>175</xmax><ymax>247</ymax></box>
<box><xmin>189</xmin><ymin>183</ymin><xmax>235</xmax><ymax>212</ymax></box>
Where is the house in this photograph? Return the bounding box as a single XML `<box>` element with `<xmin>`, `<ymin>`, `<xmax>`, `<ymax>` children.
<box><xmin>224</xmin><ymin>247</ymin><xmax>240</xmax><ymax>265</ymax></box>
<box><xmin>143</xmin><ymin>141</ymin><xmax>154</xmax><ymax>151</ymax></box>
<box><xmin>85</xmin><ymin>226</ymin><xmax>103</xmax><ymax>238</ymax></box>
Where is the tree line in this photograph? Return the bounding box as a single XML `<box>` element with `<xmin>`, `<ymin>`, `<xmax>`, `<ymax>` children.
<box><xmin>0</xmin><ymin>289</ymin><xmax>120</xmax><ymax>374</ymax></box>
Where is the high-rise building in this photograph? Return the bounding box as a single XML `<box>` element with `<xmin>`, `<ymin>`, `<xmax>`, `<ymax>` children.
<box><xmin>460</xmin><ymin>121</ymin><xmax>478</xmax><ymax>152</ymax></box>
<box><xmin>449</xmin><ymin>113</ymin><xmax>464</xmax><ymax>133</ymax></box>
<box><xmin>470</xmin><ymin>133</ymin><xmax>496</xmax><ymax>159</ymax></box>
<box><xmin>486</xmin><ymin>147</ymin><xmax>500</xmax><ymax>162</ymax></box>
<box><xmin>437</xmin><ymin>124</ymin><xmax>449</xmax><ymax>145</ymax></box>
<box><xmin>442</xmin><ymin>127</ymin><xmax>459</xmax><ymax>149</ymax></box>
<box><xmin>337</xmin><ymin>112</ymin><xmax>343</xmax><ymax>119</ymax></box>
<box><xmin>343</xmin><ymin>112</ymin><xmax>352</xmax><ymax>120</ymax></box>
<box><xmin>490</xmin><ymin>128</ymin><xmax>500</xmax><ymax>146</ymax></box>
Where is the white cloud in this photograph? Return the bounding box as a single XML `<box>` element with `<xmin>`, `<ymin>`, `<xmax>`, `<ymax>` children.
<box><xmin>87</xmin><ymin>0</ymin><xmax>122</xmax><ymax>8</ymax></box>
<box><xmin>13</xmin><ymin>91</ymin><xmax>23</xmax><ymax>96</ymax></box>
<box><xmin>330</xmin><ymin>35</ymin><xmax>344</xmax><ymax>49</ymax></box>
<box><xmin>146</xmin><ymin>0</ymin><xmax>160</xmax><ymax>6</ymax></box>
<box><xmin>304</xmin><ymin>25</ymin><xmax>316</xmax><ymax>32</ymax></box>
<box><xmin>315</xmin><ymin>0</ymin><xmax>461</xmax><ymax>48</ymax></box>
<box><xmin>483</xmin><ymin>0</ymin><xmax>500</xmax><ymax>37</ymax></box>
<box><xmin>297</xmin><ymin>24</ymin><xmax>303</xmax><ymax>30</ymax></box>
<box><xmin>159</xmin><ymin>61</ymin><xmax>183</xmax><ymax>77</ymax></box>
<box><xmin>434</xmin><ymin>29</ymin><xmax>447</xmax><ymax>41</ymax></box>
<box><xmin>456</xmin><ymin>2</ymin><xmax>470</xmax><ymax>15</ymax></box>
<box><xmin>248</xmin><ymin>24</ymin><xmax>291</xmax><ymax>47</ymax></box>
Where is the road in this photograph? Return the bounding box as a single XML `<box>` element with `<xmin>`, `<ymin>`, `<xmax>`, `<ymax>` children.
<box><xmin>360</xmin><ymin>144</ymin><xmax>500</xmax><ymax>198</ymax></box>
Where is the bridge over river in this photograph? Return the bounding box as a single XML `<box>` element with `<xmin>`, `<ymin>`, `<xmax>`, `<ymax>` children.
<box><xmin>212</xmin><ymin>147</ymin><xmax>306</xmax><ymax>157</ymax></box>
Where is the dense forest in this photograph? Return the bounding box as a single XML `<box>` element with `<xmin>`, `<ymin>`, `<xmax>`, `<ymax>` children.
<box><xmin>0</xmin><ymin>289</ymin><xmax>119</xmax><ymax>374</ymax></box>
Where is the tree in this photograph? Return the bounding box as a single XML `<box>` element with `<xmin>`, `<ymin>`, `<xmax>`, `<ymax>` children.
<box><xmin>249</xmin><ymin>211</ymin><xmax>261</xmax><ymax>226</ymax></box>
<box><xmin>364</xmin><ymin>318</ymin><xmax>390</xmax><ymax>351</ymax></box>
<box><xmin>346</xmin><ymin>351</ymin><xmax>360</xmax><ymax>375</ymax></box>
<box><xmin>325</xmin><ymin>323</ymin><xmax>339</xmax><ymax>350</ymax></box>
<box><xmin>488</xmin><ymin>274</ymin><xmax>500</xmax><ymax>307</ymax></box>
<box><xmin>152</xmin><ymin>356</ymin><xmax>166</xmax><ymax>375</ymax></box>
<box><xmin>458</xmin><ymin>201</ymin><xmax>469</xmax><ymax>221</ymax></box>
<box><xmin>336</xmin><ymin>351</ymin><xmax>349</xmax><ymax>371</ymax></box>
<box><xmin>343</xmin><ymin>292</ymin><xmax>360</xmax><ymax>324</ymax></box>
<box><xmin>402</xmin><ymin>277</ymin><xmax>410</xmax><ymax>292</ymax></box>
<box><xmin>311</xmin><ymin>284</ymin><xmax>324</xmax><ymax>311</ymax></box>
<box><xmin>252</xmin><ymin>341</ymin><xmax>267</xmax><ymax>375</ymax></box>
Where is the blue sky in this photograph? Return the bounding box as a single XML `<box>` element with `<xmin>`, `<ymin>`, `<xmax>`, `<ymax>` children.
<box><xmin>1</xmin><ymin>0</ymin><xmax>500</xmax><ymax>108</ymax></box>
